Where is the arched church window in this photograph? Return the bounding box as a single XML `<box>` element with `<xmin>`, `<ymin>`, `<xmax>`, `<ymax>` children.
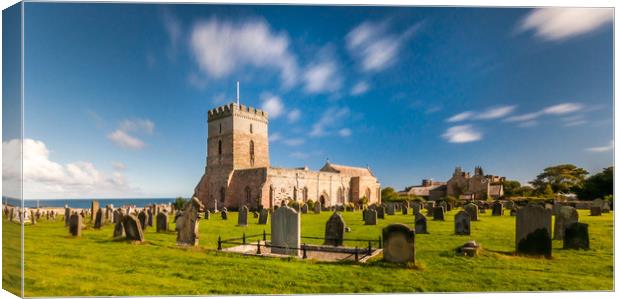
<box><xmin>218</xmin><ymin>140</ymin><xmax>222</xmax><ymax>155</ymax></box>
<box><xmin>249</xmin><ymin>140</ymin><xmax>255</xmax><ymax>166</ymax></box>
<box><xmin>219</xmin><ymin>123</ymin><xmax>222</xmax><ymax>134</ymax></box>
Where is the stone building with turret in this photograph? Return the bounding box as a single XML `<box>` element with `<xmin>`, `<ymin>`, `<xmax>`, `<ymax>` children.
<box><xmin>193</xmin><ymin>102</ymin><xmax>381</xmax><ymax>210</ymax></box>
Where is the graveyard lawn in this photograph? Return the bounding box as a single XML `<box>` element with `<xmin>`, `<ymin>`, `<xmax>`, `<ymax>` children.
<box><xmin>6</xmin><ymin>209</ymin><xmax>613</xmax><ymax>296</ymax></box>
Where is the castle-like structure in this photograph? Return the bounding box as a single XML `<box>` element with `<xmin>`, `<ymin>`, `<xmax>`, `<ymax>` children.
<box><xmin>193</xmin><ymin>103</ymin><xmax>381</xmax><ymax>210</ymax></box>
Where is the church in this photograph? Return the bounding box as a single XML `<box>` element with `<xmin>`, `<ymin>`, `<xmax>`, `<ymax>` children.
<box><xmin>193</xmin><ymin>102</ymin><xmax>381</xmax><ymax>210</ymax></box>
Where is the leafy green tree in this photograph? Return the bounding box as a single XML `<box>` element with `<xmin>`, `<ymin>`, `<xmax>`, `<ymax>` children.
<box><xmin>530</xmin><ymin>164</ymin><xmax>589</xmax><ymax>194</ymax></box>
<box><xmin>174</xmin><ymin>197</ymin><xmax>188</xmax><ymax>210</ymax></box>
<box><xmin>576</xmin><ymin>167</ymin><xmax>613</xmax><ymax>200</ymax></box>
<box><xmin>542</xmin><ymin>184</ymin><xmax>555</xmax><ymax>199</ymax></box>
<box><xmin>381</xmin><ymin>187</ymin><xmax>399</xmax><ymax>202</ymax></box>
<box><xmin>518</xmin><ymin>186</ymin><xmax>535</xmax><ymax>197</ymax></box>
<box><xmin>502</xmin><ymin>180</ymin><xmax>521</xmax><ymax>197</ymax></box>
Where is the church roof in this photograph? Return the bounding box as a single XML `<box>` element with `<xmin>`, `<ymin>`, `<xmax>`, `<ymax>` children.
<box><xmin>319</xmin><ymin>162</ymin><xmax>374</xmax><ymax>177</ymax></box>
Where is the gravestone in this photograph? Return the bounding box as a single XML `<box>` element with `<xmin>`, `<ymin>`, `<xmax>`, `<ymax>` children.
<box><xmin>414</xmin><ymin>213</ymin><xmax>428</xmax><ymax>234</ymax></box>
<box><xmin>411</xmin><ymin>202</ymin><xmax>421</xmax><ymax>215</ymax></box>
<box><xmin>301</xmin><ymin>204</ymin><xmax>308</xmax><ymax>214</ymax></box>
<box><xmin>591</xmin><ymin>198</ymin><xmax>604</xmax><ymax>209</ymax></box>
<box><xmin>590</xmin><ymin>206</ymin><xmax>602</xmax><ymax>216</ymax></box>
<box><xmin>204</xmin><ymin>210</ymin><xmax>210</xmax><ymax>220</ymax></box>
<box><xmin>113</xmin><ymin>220</ymin><xmax>125</xmax><ymax>239</ymax></box>
<box><xmin>553</xmin><ymin>206</ymin><xmax>578</xmax><ymax>240</ymax></box>
<box><xmin>426</xmin><ymin>202</ymin><xmax>434</xmax><ymax>216</ymax></box>
<box><xmin>510</xmin><ymin>207</ymin><xmax>518</xmax><ymax>216</ymax></box>
<box><xmin>147</xmin><ymin>208</ymin><xmax>153</xmax><ymax>227</ymax></box>
<box><xmin>176</xmin><ymin>197</ymin><xmax>204</xmax><ymax>246</ymax></box>
<box><xmin>464</xmin><ymin>203</ymin><xmax>479</xmax><ymax>221</ymax></box>
<box><xmin>113</xmin><ymin>209</ymin><xmax>122</xmax><ymax>224</ymax></box>
<box><xmin>258</xmin><ymin>209</ymin><xmax>269</xmax><ymax>224</ymax></box>
<box><xmin>492</xmin><ymin>201</ymin><xmax>503</xmax><ymax>216</ymax></box>
<box><xmin>454</xmin><ymin>211</ymin><xmax>471</xmax><ymax>235</ymax></box>
<box><xmin>93</xmin><ymin>208</ymin><xmax>104</xmax><ymax>229</ymax></box>
<box><xmin>386</xmin><ymin>204</ymin><xmax>395</xmax><ymax>215</ymax></box>
<box><xmin>516</xmin><ymin>204</ymin><xmax>552</xmax><ymax>257</ymax></box>
<box><xmin>271</xmin><ymin>206</ymin><xmax>300</xmax><ymax>256</ymax></box>
<box><xmin>432</xmin><ymin>206</ymin><xmax>445</xmax><ymax>221</ymax></box>
<box><xmin>156</xmin><ymin>212</ymin><xmax>169</xmax><ymax>232</ymax></box>
<box><xmin>505</xmin><ymin>200</ymin><xmax>515</xmax><ymax>210</ymax></box>
<box><xmin>446</xmin><ymin>202</ymin><xmax>452</xmax><ymax>211</ymax></box>
<box><xmin>563</xmin><ymin>222</ymin><xmax>589</xmax><ymax>250</ymax></box>
<box><xmin>252</xmin><ymin>211</ymin><xmax>259</xmax><ymax>218</ymax></box>
<box><xmin>123</xmin><ymin>214</ymin><xmax>144</xmax><ymax>242</ymax></box>
<box><xmin>90</xmin><ymin>200</ymin><xmax>99</xmax><ymax>221</ymax></box>
<box><xmin>238</xmin><ymin>205</ymin><xmax>249</xmax><ymax>226</ymax></box>
<box><xmin>602</xmin><ymin>201</ymin><xmax>610</xmax><ymax>213</ymax></box>
<box><xmin>324</xmin><ymin>212</ymin><xmax>345</xmax><ymax>246</ymax></box>
<box><xmin>138</xmin><ymin>210</ymin><xmax>147</xmax><ymax>230</ymax></box>
<box><xmin>64</xmin><ymin>206</ymin><xmax>71</xmax><ymax>226</ymax></box>
<box><xmin>69</xmin><ymin>212</ymin><xmax>82</xmax><ymax>237</ymax></box>
<box><xmin>377</xmin><ymin>206</ymin><xmax>386</xmax><ymax>219</ymax></box>
<box><xmin>438</xmin><ymin>201</ymin><xmax>447</xmax><ymax>212</ymax></box>
<box><xmin>314</xmin><ymin>202</ymin><xmax>321</xmax><ymax>214</ymax></box>
<box><xmin>30</xmin><ymin>210</ymin><xmax>36</xmax><ymax>225</ymax></box>
<box><xmin>364</xmin><ymin>209</ymin><xmax>377</xmax><ymax>225</ymax></box>
<box><xmin>382</xmin><ymin>224</ymin><xmax>415</xmax><ymax>263</ymax></box>
<box><xmin>221</xmin><ymin>210</ymin><xmax>228</xmax><ymax>220</ymax></box>
<box><xmin>402</xmin><ymin>206</ymin><xmax>408</xmax><ymax>215</ymax></box>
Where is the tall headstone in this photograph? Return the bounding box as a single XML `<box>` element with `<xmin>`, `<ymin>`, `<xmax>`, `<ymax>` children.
<box><xmin>64</xmin><ymin>206</ymin><xmax>71</xmax><ymax>227</ymax></box>
<box><xmin>91</xmin><ymin>200</ymin><xmax>99</xmax><ymax>221</ymax></box>
<box><xmin>221</xmin><ymin>210</ymin><xmax>228</xmax><ymax>220</ymax></box>
<box><xmin>414</xmin><ymin>213</ymin><xmax>428</xmax><ymax>234</ymax></box>
<box><xmin>176</xmin><ymin>197</ymin><xmax>204</xmax><ymax>246</ymax></box>
<box><xmin>454</xmin><ymin>211</ymin><xmax>471</xmax><ymax>235</ymax></box>
<box><xmin>563</xmin><ymin>222</ymin><xmax>589</xmax><ymax>250</ymax></box>
<box><xmin>377</xmin><ymin>206</ymin><xmax>386</xmax><ymax>219</ymax></box>
<box><xmin>271</xmin><ymin>206</ymin><xmax>300</xmax><ymax>256</ymax></box>
<box><xmin>204</xmin><ymin>210</ymin><xmax>210</xmax><ymax>220</ymax></box>
<box><xmin>411</xmin><ymin>202</ymin><xmax>421</xmax><ymax>215</ymax></box>
<box><xmin>324</xmin><ymin>212</ymin><xmax>345</xmax><ymax>246</ymax></box>
<box><xmin>313</xmin><ymin>202</ymin><xmax>321</xmax><ymax>214</ymax></box>
<box><xmin>147</xmin><ymin>208</ymin><xmax>153</xmax><ymax>227</ymax></box>
<box><xmin>156</xmin><ymin>212</ymin><xmax>169</xmax><ymax>232</ymax></box>
<box><xmin>123</xmin><ymin>214</ymin><xmax>144</xmax><ymax>242</ymax></box>
<box><xmin>602</xmin><ymin>201</ymin><xmax>610</xmax><ymax>213</ymax></box>
<box><xmin>386</xmin><ymin>204</ymin><xmax>395</xmax><ymax>215</ymax></box>
<box><xmin>492</xmin><ymin>201</ymin><xmax>503</xmax><ymax>216</ymax></box>
<box><xmin>464</xmin><ymin>203</ymin><xmax>479</xmax><ymax>221</ymax></box>
<box><xmin>300</xmin><ymin>204</ymin><xmax>308</xmax><ymax>214</ymax></box>
<box><xmin>238</xmin><ymin>205</ymin><xmax>249</xmax><ymax>226</ymax></box>
<box><xmin>69</xmin><ymin>212</ymin><xmax>82</xmax><ymax>237</ymax></box>
<box><xmin>402</xmin><ymin>205</ymin><xmax>408</xmax><ymax>215</ymax></box>
<box><xmin>364</xmin><ymin>209</ymin><xmax>377</xmax><ymax>225</ymax></box>
<box><xmin>516</xmin><ymin>204</ymin><xmax>552</xmax><ymax>258</ymax></box>
<box><xmin>113</xmin><ymin>219</ymin><xmax>125</xmax><ymax>239</ymax></box>
<box><xmin>432</xmin><ymin>206</ymin><xmax>445</xmax><ymax>221</ymax></box>
<box><xmin>553</xmin><ymin>206</ymin><xmax>578</xmax><ymax>240</ymax></box>
<box><xmin>93</xmin><ymin>208</ymin><xmax>104</xmax><ymax>229</ymax></box>
<box><xmin>382</xmin><ymin>224</ymin><xmax>415</xmax><ymax>263</ymax></box>
<box><xmin>426</xmin><ymin>202</ymin><xmax>434</xmax><ymax>216</ymax></box>
<box><xmin>258</xmin><ymin>209</ymin><xmax>268</xmax><ymax>224</ymax></box>
<box><xmin>30</xmin><ymin>210</ymin><xmax>36</xmax><ymax>225</ymax></box>
<box><xmin>138</xmin><ymin>210</ymin><xmax>147</xmax><ymax>230</ymax></box>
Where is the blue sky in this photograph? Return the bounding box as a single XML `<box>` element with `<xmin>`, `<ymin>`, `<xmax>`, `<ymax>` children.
<box><xmin>11</xmin><ymin>4</ymin><xmax>613</xmax><ymax>199</ymax></box>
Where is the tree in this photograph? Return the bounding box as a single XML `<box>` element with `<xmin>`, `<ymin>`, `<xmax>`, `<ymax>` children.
<box><xmin>530</xmin><ymin>164</ymin><xmax>589</xmax><ymax>194</ymax></box>
<box><xmin>542</xmin><ymin>184</ymin><xmax>555</xmax><ymax>199</ymax></box>
<box><xmin>174</xmin><ymin>197</ymin><xmax>188</xmax><ymax>210</ymax></box>
<box><xmin>576</xmin><ymin>166</ymin><xmax>613</xmax><ymax>200</ymax></box>
<box><xmin>518</xmin><ymin>186</ymin><xmax>535</xmax><ymax>197</ymax></box>
<box><xmin>502</xmin><ymin>180</ymin><xmax>521</xmax><ymax>197</ymax></box>
<box><xmin>381</xmin><ymin>187</ymin><xmax>399</xmax><ymax>202</ymax></box>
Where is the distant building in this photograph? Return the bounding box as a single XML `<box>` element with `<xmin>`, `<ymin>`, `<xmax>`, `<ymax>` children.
<box><xmin>399</xmin><ymin>167</ymin><xmax>505</xmax><ymax>201</ymax></box>
<box><xmin>193</xmin><ymin>102</ymin><xmax>381</xmax><ymax>210</ymax></box>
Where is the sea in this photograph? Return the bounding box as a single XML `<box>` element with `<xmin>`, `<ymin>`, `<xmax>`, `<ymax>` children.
<box><xmin>2</xmin><ymin>197</ymin><xmax>176</xmax><ymax>209</ymax></box>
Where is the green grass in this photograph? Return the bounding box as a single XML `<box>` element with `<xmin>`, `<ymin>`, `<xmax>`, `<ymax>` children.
<box><xmin>3</xmin><ymin>208</ymin><xmax>614</xmax><ymax>296</ymax></box>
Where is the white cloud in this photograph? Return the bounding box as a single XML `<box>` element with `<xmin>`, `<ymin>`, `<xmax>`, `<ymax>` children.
<box><xmin>346</xmin><ymin>21</ymin><xmax>421</xmax><ymax>72</ymax></box>
<box><xmin>107</xmin><ymin>130</ymin><xmax>145</xmax><ymax>150</ymax></box>
<box><xmin>310</xmin><ymin>107</ymin><xmax>350</xmax><ymax>137</ymax></box>
<box><xmin>283</xmin><ymin>138</ymin><xmax>305</xmax><ymax>146</ymax></box>
<box><xmin>287</xmin><ymin>109</ymin><xmax>301</xmax><ymax>123</ymax></box>
<box><xmin>303</xmin><ymin>59</ymin><xmax>342</xmax><ymax>94</ymax></box>
<box><xmin>119</xmin><ymin>119</ymin><xmax>155</xmax><ymax>135</ymax></box>
<box><xmin>447</xmin><ymin>105</ymin><xmax>516</xmax><ymax>123</ymax></box>
<box><xmin>505</xmin><ymin>102</ymin><xmax>583</xmax><ymax>124</ymax></box>
<box><xmin>189</xmin><ymin>18</ymin><xmax>298</xmax><ymax>88</ymax></box>
<box><xmin>586</xmin><ymin>140</ymin><xmax>613</xmax><ymax>153</ymax></box>
<box><xmin>350</xmin><ymin>81</ymin><xmax>369</xmax><ymax>96</ymax></box>
<box><xmin>3</xmin><ymin>139</ymin><xmax>138</xmax><ymax>199</ymax></box>
<box><xmin>289</xmin><ymin>152</ymin><xmax>309</xmax><ymax>159</ymax></box>
<box><xmin>519</xmin><ymin>8</ymin><xmax>613</xmax><ymax>41</ymax></box>
<box><xmin>446</xmin><ymin>111</ymin><xmax>474</xmax><ymax>122</ymax></box>
<box><xmin>162</xmin><ymin>10</ymin><xmax>181</xmax><ymax>60</ymax></box>
<box><xmin>441</xmin><ymin>125</ymin><xmax>482</xmax><ymax>143</ymax></box>
<box><xmin>112</xmin><ymin>161</ymin><xmax>127</xmax><ymax>171</ymax></box>
<box><xmin>260</xmin><ymin>94</ymin><xmax>285</xmax><ymax>118</ymax></box>
<box><xmin>269</xmin><ymin>132</ymin><xmax>282</xmax><ymax>142</ymax></box>
<box><xmin>338</xmin><ymin>128</ymin><xmax>352</xmax><ymax>137</ymax></box>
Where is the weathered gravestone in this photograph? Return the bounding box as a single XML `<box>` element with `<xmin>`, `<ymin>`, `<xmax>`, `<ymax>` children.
<box><xmin>300</xmin><ymin>204</ymin><xmax>308</xmax><ymax>214</ymax></box>
<box><xmin>492</xmin><ymin>201</ymin><xmax>504</xmax><ymax>216</ymax></box>
<box><xmin>258</xmin><ymin>209</ymin><xmax>269</xmax><ymax>224</ymax></box>
<box><xmin>591</xmin><ymin>198</ymin><xmax>604</xmax><ymax>209</ymax></box>
<box><xmin>432</xmin><ymin>206</ymin><xmax>445</xmax><ymax>221</ymax></box>
<box><xmin>238</xmin><ymin>205</ymin><xmax>249</xmax><ymax>226</ymax></box>
<box><xmin>454</xmin><ymin>211</ymin><xmax>471</xmax><ymax>235</ymax></box>
<box><xmin>113</xmin><ymin>209</ymin><xmax>122</xmax><ymax>224</ymax></box>
<box><xmin>553</xmin><ymin>206</ymin><xmax>578</xmax><ymax>240</ymax></box>
<box><xmin>113</xmin><ymin>216</ymin><xmax>125</xmax><ymax>239</ymax></box>
<box><xmin>314</xmin><ymin>202</ymin><xmax>321</xmax><ymax>214</ymax></box>
<box><xmin>411</xmin><ymin>202</ymin><xmax>421</xmax><ymax>215</ymax></box>
<box><xmin>402</xmin><ymin>205</ymin><xmax>408</xmax><ymax>215</ymax></box>
<box><xmin>69</xmin><ymin>212</ymin><xmax>82</xmax><ymax>237</ymax></box>
<box><xmin>91</xmin><ymin>200</ymin><xmax>99</xmax><ymax>221</ymax></box>
<box><xmin>324</xmin><ymin>212</ymin><xmax>345</xmax><ymax>246</ymax></box>
<box><xmin>602</xmin><ymin>201</ymin><xmax>610</xmax><ymax>213</ymax></box>
<box><xmin>386</xmin><ymin>204</ymin><xmax>395</xmax><ymax>215</ymax></box>
<box><xmin>464</xmin><ymin>203</ymin><xmax>479</xmax><ymax>221</ymax></box>
<box><xmin>446</xmin><ymin>202</ymin><xmax>452</xmax><ymax>211</ymax></box>
<box><xmin>505</xmin><ymin>200</ymin><xmax>515</xmax><ymax>210</ymax></box>
<box><xmin>156</xmin><ymin>212</ymin><xmax>169</xmax><ymax>232</ymax></box>
<box><xmin>30</xmin><ymin>210</ymin><xmax>36</xmax><ymax>225</ymax></box>
<box><xmin>147</xmin><ymin>208</ymin><xmax>153</xmax><ymax>227</ymax></box>
<box><xmin>93</xmin><ymin>208</ymin><xmax>104</xmax><ymax>229</ymax></box>
<box><xmin>271</xmin><ymin>206</ymin><xmax>300</xmax><ymax>256</ymax></box>
<box><xmin>426</xmin><ymin>202</ymin><xmax>434</xmax><ymax>216</ymax></box>
<box><xmin>516</xmin><ymin>204</ymin><xmax>552</xmax><ymax>258</ymax></box>
<box><xmin>138</xmin><ymin>210</ymin><xmax>147</xmax><ymax>230</ymax></box>
<box><xmin>204</xmin><ymin>210</ymin><xmax>210</xmax><ymax>220</ymax></box>
<box><xmin>176</xmin><ymin>197</ymin><xmax>204</xmax><ymax>246</ymax></box>
<box><xmin>414</xmin><ymin>213</ymin><xmax>428</xmax><ymax>234</ymax></box>
<box><xmin>590</xmin><ymin>206</ymin><xmax>602</xmax><ymax>216</ymax></box>
<box><xmin>563</xmin><ymin>222</ymin><xmax>589</xmax><ymax>250</ymax></box>
<box><xmin>221</xmin><ymin>210</ymin><xmax>228</xmax><ymax>220</ymax></box>
<box><xmin>377</xmin><ymin>206</ymin><xmax>386</xmax><ymax>219</ymax></box>
<box><xmin>438</xmin><ymin>201</ymin><xmax>447</xmax><ymax>212</ymax></box>
<box><xmin>64</xmin><ymin>206</ymin><xmax>71</xmax><ymax>226</ymax></box>
<box><xmin>364</xmin><ymin>209</ymin><xmax>377</xmax><ymax>225</ymax></box>
<box><xmin>252</xmin><ymin>211</ymin><xmax>259</xmax><ymax>218</ymax></box>
<box><xmin>123</xmin><ymin>214</ymin><xmax>144</xmax><ymax>242</ymax></box>
<box><xmin>382</xmin><ymin>224</ymin><xmax>415</xmax><ymax>263</ymax></box>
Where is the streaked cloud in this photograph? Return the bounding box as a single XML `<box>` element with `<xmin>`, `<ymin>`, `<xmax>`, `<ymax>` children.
<box><xmin>107</xmin><ymin>119</ymin><xmax>154</xmax><ymax>150</ymax></box>
<box><xmin>112</xmin><ymin>161</ymin><xmax>127</xmax><ymax>171</ymax></box>
<box><xmin>338</xmin><ymin>128</ymin><xmax>352</xmax><ymax>137</ymax></box>
<box><xmin>283</xmin><ymin>138</ymin><xmax>305</xmax><ymax>146</ymax></box>
<box><xmin>350</xmin><ymin>81</ymin><xmax>369</xmax><ymax>96</ymax></box>
<box><xmin>446</xmin><ymin>105</ymin><xmax>516</xmax><ymax>122</ymax></box>
<box><xmin>441</xmin><ymin>125</ymin><xmax>482</xmax><ymax>143</ymax></box>
<box><xmin>287</xmin><ymin>108</ymin><xmax>301</xmax><ymax>123</ymax></box>
<box><xmin>519</xmin><ymin>8</ymin><xmax>613</xmax><ymax>41</ymax></box>
<box><xmin>586</xmin><ymin>140</ymin><xmax>613</xmax><ymax>153</ymax></box>
<box><xmin>505</xmin><ymin>102</ymin><xmax>583</xmax><ymax>124</ymax></box>
<box><xmin>260</xmin><ymin>94</ymin><xmax>285</xmax><ymax>118</ymax></box>
<box><xmin>107</xmin><ymin>130</ymin><xmax>145</xmax><ymax>150</ymax></box>
<box><xmin>303</xmin><ymin>60</ymin><xmax>341</xmax><ymax>93</ymax></box>
<box><xmin>310</xmin><ymin>106</ymin><xmax>350</xmax><ymax>137</ymax></box>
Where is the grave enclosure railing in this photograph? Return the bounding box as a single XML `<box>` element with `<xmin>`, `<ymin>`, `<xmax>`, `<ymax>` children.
<box><xmin>217</xmin><ymin>231</ymin><xmax>382</xmax><ymax>262</ymax></box>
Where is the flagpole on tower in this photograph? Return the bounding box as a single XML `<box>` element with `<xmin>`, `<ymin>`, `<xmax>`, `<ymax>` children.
<box><xmin>236</xmin><ymin>81</ymin><xmax>240</xmax><ymax>105</ymax></box>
